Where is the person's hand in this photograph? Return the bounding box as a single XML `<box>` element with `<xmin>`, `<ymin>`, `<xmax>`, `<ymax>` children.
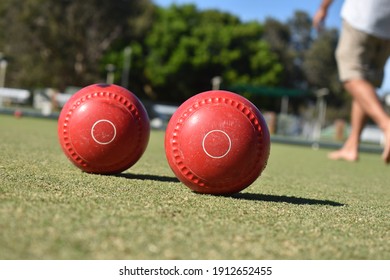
<box><xmin>312</xmin><ymin>7</ymin><xmax>328</xmax><ymax>31</ymax></box>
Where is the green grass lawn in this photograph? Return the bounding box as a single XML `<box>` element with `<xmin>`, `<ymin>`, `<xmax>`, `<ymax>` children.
<box><xmin>0</xmin><ymin>115</ymin><xmax>389</xmax><ymax>259</ymax></box>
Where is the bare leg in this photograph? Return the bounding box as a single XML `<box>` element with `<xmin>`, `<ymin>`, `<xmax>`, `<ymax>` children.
<box><xmin>328</xmin><ymin>99</ymin><xmax>366</xmax><ymax>161</ymax></box>
<box><xmin>343</xmin><ymin>79</ymin><xmax>390</xmax><ymax>163</ymax></box>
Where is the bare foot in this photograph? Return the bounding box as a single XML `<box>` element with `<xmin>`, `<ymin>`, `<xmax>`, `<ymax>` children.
<box><xmin>382</xmin><ymin>124</ymin><xmax>390</xmax><ymax>164</ymax></box>
<box><xmin>328</xmin><ymin>149</ymin><xmax>358</xmax><ymax>162</ymax></box>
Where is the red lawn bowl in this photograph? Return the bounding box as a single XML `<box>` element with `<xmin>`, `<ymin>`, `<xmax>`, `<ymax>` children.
<box><xmin>165</xmin><ymin>90</ymin><xmax>270</xmax><ymax>195</ymax></box>
<box><xmin>58</xmin><ymin>84</ymin><xmax>150</xmax><ymax>174</ymax></box>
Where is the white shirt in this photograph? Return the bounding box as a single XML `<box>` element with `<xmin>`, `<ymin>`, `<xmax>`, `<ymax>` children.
<box><xmin>341</xmin><ymin>0</ymin><xmax>390</xmax><ymax>39</ymax></box>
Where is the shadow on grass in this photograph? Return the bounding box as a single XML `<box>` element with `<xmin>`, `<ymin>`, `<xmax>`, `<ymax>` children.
<box><xmin>230</xmin><ymin>193</ymin><xmax>345</xmax><ymax>207</ymax></box>
<box><xmin>113</xmin><ymin>173</ymin><xmax>344</xmax><ymax>206</ymax></box>
<box><xmin>114</xmin><ymin>172</ymin><xmax>180</xmax><ymax>183</ymax></box>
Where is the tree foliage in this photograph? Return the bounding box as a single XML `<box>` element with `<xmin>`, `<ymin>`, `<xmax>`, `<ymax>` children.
<box><xmin>142</xmin><ymin>4</ymin><xmax>282</xmax><ymax>102</ymax></box>
<box><xmin>261</xmin><ymin>11</ymin><xmax>342</xmax><ymax>111</ymax></box>
<box><xmin>303</xmin><ymin>29</ymin><xmax>340</xmax><ymax>91</ymax></box>
<box><xmin>263</xmin><ymin>17</ymin><xmax>294</xmax><ymax>87</ymax></box>
<box><xmin>0</xmin><ymin>1</ymin><xmax>343</xmax><ymax>110</ymax></box>
<box><xmin>0</xmin><ymin>0</ymin><xmax>154</xmax><ymax>90</ymax></box>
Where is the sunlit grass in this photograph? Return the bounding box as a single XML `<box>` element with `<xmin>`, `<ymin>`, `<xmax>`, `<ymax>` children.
<box><xmin>0</xmin><ymin>115</ymin><xmax>389</xmax><ymax>259</ymax></box>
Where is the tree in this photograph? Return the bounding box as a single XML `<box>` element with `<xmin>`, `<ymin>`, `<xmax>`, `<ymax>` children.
<box><xmin>286</xmin><ymin>11</ymin><xmax>314</xmax><ymax>89</ymax></box>
<box><xmin>142</xmin><ymin>4</ymin><xmax>282</xmax><ymax>102</ymax></box>
<box><xmin>304</xmin><ymin>28</ymin><xmax>348</xmax><ymax>116</ymax></box>
<box><xmin>303</xmin><ymin>29</ymin><xmax>340</xmax><ymax>93</ymax></box>
<box><xmin>263</xmin><ymin>17</ymin><xmax>295</xmax><ymax>88</ymax></box>
<box><xmin>0</xmin><ymin>0</ymin><xmax>154</xmax><ymax>90</ymax></box>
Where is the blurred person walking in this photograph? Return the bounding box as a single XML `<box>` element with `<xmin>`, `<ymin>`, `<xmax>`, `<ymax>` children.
<box><xmin>313</xmin><ymin>0</ymin><xmax>390</xmax><ymax>163</ymax></box>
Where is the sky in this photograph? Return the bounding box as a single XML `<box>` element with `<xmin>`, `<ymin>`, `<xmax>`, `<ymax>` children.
<box><xmin>153</xmin><ymin>0</ymin><xmax>390</xmax><ymax>94</ymax></box>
